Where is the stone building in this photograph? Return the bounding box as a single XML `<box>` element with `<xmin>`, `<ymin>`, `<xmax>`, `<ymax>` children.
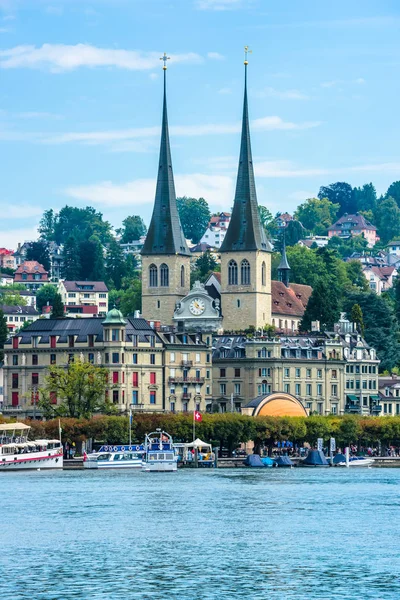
<box><xmin>2</xmin><ymin>308</ymin><xmax>211</xmax><ymax>418</ymax></box>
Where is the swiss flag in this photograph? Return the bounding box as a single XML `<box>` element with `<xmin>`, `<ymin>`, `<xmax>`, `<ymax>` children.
<box><xmin>194</xmin><ymin>411</ymin><xmax>202</xmax><ymax>422</ymax></box>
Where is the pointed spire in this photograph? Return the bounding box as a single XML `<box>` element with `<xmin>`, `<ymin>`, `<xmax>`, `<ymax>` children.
<box><xmin>141</xmin><ymin>55</ymin><xmax>189</xmax><ymax>256</ymax></box>
<box><xmin>278</xmin><ymin>231</ymin><xmax>291</xmax><ymax>287</ymax></box>
<box><xmin>220</xmin><ymin>48</ymin><xmax>271</xmax><ymax>253</ymax></box>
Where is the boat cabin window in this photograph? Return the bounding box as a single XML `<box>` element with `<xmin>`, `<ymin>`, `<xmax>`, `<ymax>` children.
<box><xmin>165</xmin><ymin>454</ymin><xmax>174</xmax><ymax>460</ymax></box>
<box><xmin>97</xmin><ymin>453</ymin><xmax>111</xmax><ymax>461</ymax></box>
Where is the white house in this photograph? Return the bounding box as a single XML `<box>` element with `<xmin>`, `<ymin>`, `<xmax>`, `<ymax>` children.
<box><xmin>57</xmin><ymin>280</ymin><xmax>109</xmax><ymax>317</ymax></box>
<box><xmin>363</xmin><ymin>266</ymin><xmax>398</xmax><ymax>294</ymax></box>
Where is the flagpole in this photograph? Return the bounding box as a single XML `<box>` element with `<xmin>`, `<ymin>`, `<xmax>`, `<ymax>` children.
<box><xmin>58</xmin><ymin>418</ymin><xmax>62</xmax><ymax>442</ymax></box>
<box><xmin>193</xmin><ymin>410</ymin><xmax>195</xmax><ymax>443</ymax></box>
<box><xmin>129</xmin><ymin>408</ymin><xmax>132</xmax><ymax>446</ymax></box>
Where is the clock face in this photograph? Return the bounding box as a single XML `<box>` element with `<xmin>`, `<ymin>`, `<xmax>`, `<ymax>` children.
<box><xmin>189</xmin><ymin>298</ymin><xmax>206</xmax><ymax>315</ymax></box>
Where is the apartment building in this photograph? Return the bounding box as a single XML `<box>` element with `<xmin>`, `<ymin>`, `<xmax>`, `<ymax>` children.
<box><xmin>57</xmin><ymin>280</ymin><xmax>109</xmax><ymax>317</ymax></box>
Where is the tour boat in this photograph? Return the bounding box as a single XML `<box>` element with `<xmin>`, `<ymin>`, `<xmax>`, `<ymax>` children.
<box><xmin>83</xmin><ymin>444</ymin><xmax>145</xmax><ymax>469</ymax></box>
<box><xmin>0</xmin><ymin>422</ymin><xmax>63</xmax><ymax>471</ymax></box>
<box><xmin>142</xmin><ymin>430</ymin><xmax>178</xmax><ymax>472</ymax></box>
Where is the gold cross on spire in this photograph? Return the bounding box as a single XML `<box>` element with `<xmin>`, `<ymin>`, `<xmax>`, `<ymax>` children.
<box><xmin>160</xmin><ymin>52</ymin><xmax>170</xmax><ymax>70</ymax></box>
<box><xmin>244</xmin><ymin>45</ymin><xmax>252</xmax><ymax>65</ymax></box>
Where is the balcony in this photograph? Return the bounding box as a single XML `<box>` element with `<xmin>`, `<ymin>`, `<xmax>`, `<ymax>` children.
<box><xmin>168</xmin><ymin>376</ymin><xmax>205</xmax><ymax>384</ymax></box>
<box><xmin>181</xmin><ymin>360</ymin><xmax>193</xmax><ymax>367</ymax></box>
<box><xmin>182</xmin><ymin>392</ymin><xmax>192</xmax><ymax>399</ymax></box>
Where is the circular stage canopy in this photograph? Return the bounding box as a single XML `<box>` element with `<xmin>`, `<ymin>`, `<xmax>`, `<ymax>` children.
<box><xmin>246</xmin><ymin>392</ymin><xmax>308</xmax><ymax>417</ymax></box>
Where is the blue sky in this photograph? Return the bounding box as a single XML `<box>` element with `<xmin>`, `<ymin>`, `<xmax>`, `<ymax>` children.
<box><xmin>1</xmin><ymin>0</ymin><xmax>400</xmax><ymax>247</ymax></box>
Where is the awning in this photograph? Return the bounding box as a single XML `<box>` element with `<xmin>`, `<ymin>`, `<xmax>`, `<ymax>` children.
<box><xmin>370</xmin><ymin>395</ymin><xmax>380</xmax><ymax>401</ymax></box>
<box><xmin>0</xmin><ymin>423</ymin><xmax>30</xmax><ymax>431</ymax></box>
<box><xmin>346</xmin><ymin>395</ymin><xmax>359</xmax><ymax>402</ymax></box>
<box><xmin>185</xmin><ymin>438</ymin><xmax>212</xmax><ymax>449</ymax></box>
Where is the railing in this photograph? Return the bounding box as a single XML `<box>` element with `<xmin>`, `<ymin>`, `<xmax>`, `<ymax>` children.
<box><xmin>182</xmin><ymin>393</ymin><xmax>192</xmax><ymax>399</ymax></box>
<box><xmin>168</xmin><ymin>376</ymin><xmax>205</xmax><ymax>384</ymax></box>
<box><xmin>181</xmin><ymin>360</ymin><xmax>193</xmax><ymax>367</ymax></box>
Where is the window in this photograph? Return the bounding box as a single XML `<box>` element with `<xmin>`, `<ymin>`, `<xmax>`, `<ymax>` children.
<box><xmin>317</xmin><ymin>384</ymin><xmax>322</xmax><ymax>396</ymax></box>
<box><xmin>68</xmin><ymin>335</ymin><xmax>74</xmax><ymax>348</ymax></box>
<box><xmin>68</xmin><ymin>354</ymin><xmax>74</xmax><ymax>364</ymax></box>
<box><xmin>150</xmin><ymin>354</ymin><xmax>155</xmax><ymax>365</ymax></box>
<box><xmin>234</xmin><ymin>383</ymin><xmax>241</xmax><ymax>395</ymax></box>
<box><xmin>50</xmin><ymin>336</ymin><xmax>57</xmax><ymax>349</ymax></box>
<box><xmin>220</xmin><ymin>383</ymin><xmax>226</xmax><ymax>395</ymax></box>
<box><xmin>228</xmin><ymin>260</ymin><xmax>238</xmax><ymax>285</ymax></box>
<box><xmin>284</xmin><ymin>384</ymin><xmax>290</xmax><ymax>394</ymax></box>
<box><xmin>181</xmin><ymin>265</ymin><xmax>185</xmax><ymax>287</ymax></box>
<box><xmin>13</xmin><ymin>337</ymin><xmax>19</xmax><ymax>349</ymax></box>
<box><xmin>331</xmin><ymin>384</ymin><xmax>338</xmax><ymax>397</ymax></box>
<box><xmin>234</xmin><ymin>368</ymin><xmax>241</xmax><ymax>378</ymax></box>
<box><xmin>261</xmin><ymin>261</ymin><xmax>266</xmax><ymax>286</ymax></box>
<box><xmin>111</xmin><ymin>329</ymin><xmax>119</xmax><ymax>342</ymax></box>
<box><xmin>132</xmin><ymin>372</ymin><xmax>138</xmax><ymax>387</ymax></box>
<box><xmin>332</xmin><ymin>369</ymin><xmax>337</xmax><ymax>379</ymax></box>
<box><xmin>295</xmin><ymin>383</ymin><xmax>301</xmax><ymax>396</ymax></box>
<box><xmin>220</xmin><ymin>368</ymin><xmax>226</xmax><ymax>378</ymax></box>
<box><xmin>132</xmin><ymin>353</ymin><xmax>138</xmax><ymax>365</ymax></box>
<box><xmin>32</xmin><ymin>354</ymin><xmax>38</xmax><ymax>366</ymax></box>
<box><xmin>150</xmin><ymin>391</ymin><xmax>156</xmax><ymax>404</ymax></box>
<box><xmin>88</xmin><ymin>335</ymin><xmax>94</xmax><ymax>347</ymax></box>
<box><xmin>113</xmin><ymin>390</ymin><xmax>119</xmax><ymax>404</ymax></box>
<box><xmin>237</xmin><ymin>299</ymin><xmax>241</xmax><ymax>308</ymax></box>
<box><xmin>99</xmin><ymin>293</ymin><xmax>106</xmax><ymax>298</ymax></box>
<box><xmin>88</xmin><ymin>353</ymin><xmax>94</xmax><ymax>364</ymax></box>
<box><xmin>11</xmin><ymin>392</ymin><xmax>19</xmax><ymax>406</ymax></box>
<box><xmin>149</xmin><ymin>264</ymin><xmax>158</xmax><ymax>287</ymax></box>
<box><xmin>150</xmin><ymin>372</ymin><xmax>156</xmax><ymax>384</ymax></box>
<box><xmin>206</xmin><ymin>385</ymin><xmax>210</xmax><ymax>395</ymax></box>
<box><xmin>50</xmin><ymin>354</ymin><xmax>56</xmax><ymax>365</ymax></box>
<box><xmin>306</xmin><ymin>369</ymin><xmax>311</xmax><ymax>378</ymax></box>
<box><xmin>206</xmin><ymin>353</ymin><xmax>210</xmax><ymax>363</ymax></box>
<box><xmin>317</xmin><ymin>369</ymin><xmax>322</xmax><ymax>378</ymax></box>
<box><xmin>295</xmin><ymin>368</ymin><xmax>301</xmax><ymax>378</ymax></box>
<box><xmin>170</xmin><ymin>401</ymin><xmax>175</xmax><ymax>412</ymax></box>
<box><xmin>170</xmin><ymin>352</ymin><xmax>175</xmax><ymax>363</ymax></box>
<box><xmin>132</xmin><ymin>390</ymin><xmax>138</xmax><ymax>405</ymax></box>
<box><xmin>112</xmin><ymin>372</ymin><xmax>119</xmax><ymax>384</ymax></box>
<box><xmin>195</xmin><ymin>353</ymin><xmax>201</xmax><ymax>363</ymax></box>
<box><xmin>284</xmin><ymin>368</ymin><xmax>290</xmax><ymax>378</ymax></box>
<box><xmin>112</xmin><ymin>353</ymin><xmax>119</xmax><ymax>364</ymax></box>
<box><xmin>241</xmin><ymin>259</ymin><xmax>250</xmax><ymax>285</ymax></box>
<box><xmin>32</xmin><ymin>373</ymin><xmax>39</xmax><ymax>386</ymax></box>
<box><xmin>306</xmin><ymin>384</ymin><xmax>312</xmax><ymax>396</ymax></box>
<box><xmin>12</xmin><ymin>373</ymin><xmax>18</xmax><ymax>388</ymax></box>
<box><xmin>160</xmin><ymin>263</ymin><xmax>169</xmax><ymax>287</ymax></box>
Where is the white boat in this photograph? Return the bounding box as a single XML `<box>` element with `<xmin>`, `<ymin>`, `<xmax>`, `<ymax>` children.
<box><xmin>0</xmin><ymin>422</ymin><xmax>63</xmax><ymax>471</ymax></box>
<box><xmin>84</xmin><ymin>446</ymin><xmax>144</xmax><ymax>469</ymax></box>
<box><xmin>142</xmin><ymin>430</ymin><xmax>178</xmax><ymax>472</ymax></box>
<box><xmin>337</xmin><ymin>456</ymin><xmax>375</xmax><ymax>468</ymax></box>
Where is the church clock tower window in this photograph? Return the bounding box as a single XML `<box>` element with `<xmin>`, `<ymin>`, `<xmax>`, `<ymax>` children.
<box><xmin>241</xmin><ymin>259</ymin><xmax>250</xmax><ymax>285</ymax></box>
<box><xmin>228</xmin><ymin>260</ymin><xmax>238</xmax><ymax>285</ymax></box>
<box><xmin>181</xmin><ymin>265</ymin><xmax>185</xmax><ymax>287</ymax></box>
<box><xmin>261</xmin><ymin>261</ymin><xmax>266</xmax><ymax>286</ymax></box>
<box><xmin>149</xmin><ymin>264</ymin><xmax>158</xmax><ymax>287</ymax></box>
<box><xmin>160</xmin><ymin>263</ymin><xmax>169</xmax><ymax>287</ymax></box>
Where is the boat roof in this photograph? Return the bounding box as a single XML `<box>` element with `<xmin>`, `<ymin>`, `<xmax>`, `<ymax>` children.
<box><xmin>0</xmin><ymin>422</ymin><xmax>30</xmax><ymax>431</ymax></box>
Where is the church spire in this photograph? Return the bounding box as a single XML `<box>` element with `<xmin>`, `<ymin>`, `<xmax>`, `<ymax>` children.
<box><xmin>220</xmin><ymin>47</ymin><xmax>271</xmax><ymax>253</ymax></box>
<box><xmin>278</xmin><ymin>231</ymin><xmax>291</xmax><ymax>287</ymax></box>
<box><xmin>141</xmin><ymin>54</ymin><xmax>189</xmax><ymax>256</ymax></box>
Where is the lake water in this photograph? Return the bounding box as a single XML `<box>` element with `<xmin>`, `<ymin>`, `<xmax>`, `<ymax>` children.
<box><xmin>1</xmin><ymin>467</ymin><xmax>400</xmax><ymax>600</ymax></box>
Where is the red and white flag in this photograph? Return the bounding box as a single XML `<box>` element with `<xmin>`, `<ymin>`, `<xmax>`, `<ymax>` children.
<box><xmin>194</xmin><ymin>411</ymin><xmax>202</xmax><ymax>423</ymax></box>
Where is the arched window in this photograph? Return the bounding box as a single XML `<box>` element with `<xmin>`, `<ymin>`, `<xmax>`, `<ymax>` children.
<box><xmin>228</xmin><ymin>260</ymin><xmax>238</xmax><ymax>285</ymax></box>
<box><xmin>149</xmin><ymin>264</ymin><xmax>158</xmax><ymax>287</ymax></box>
<box><xmin>261</xmin><ymin>261</ymin><xmax>266</xmax><ymax>286</ymax></box>
<box><xmin>160</xmin><ymin>263</ymin><xmax>169</xmax><ymax>287</ymax></box>
<box><xmin>180</xmin><ymin>265</ymin><xmax>185</xmax><ymax>287</ymax></box>
<box><xmin>241</xmin><ymin>259</ymin><xmax>250</xmax><ymax>285</ymax></box>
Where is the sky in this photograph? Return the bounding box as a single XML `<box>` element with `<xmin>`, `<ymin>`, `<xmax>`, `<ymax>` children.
<box><xmin>1</xmin><ymin>0</ymin><xmax>400</xmax><ymax>248</ymax></box>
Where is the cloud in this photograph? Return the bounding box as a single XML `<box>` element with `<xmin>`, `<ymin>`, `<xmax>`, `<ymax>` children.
<box><xmin>0</xmin><ymin>203</ymin><xmax>43</xmax><ymax>219</ymax></box>
<box><xmin>207</xmin><ymin>52</ymin><xmax>224</xmax><ymax>60</ymax></box>
<box><xmin>0</xmin><ymin>225</ymin><xmax>39</xmax><ymax>248</ymax></box>
<box><xmin>255</xmin><ymin>160</ymin><xmax>329</xmax><ymax>178</ymax></box>
<box><xmin>0</xmin><ymin>43</ymin><xmax>203</xmax><ymax>72</ymax></box>
<box><xmin>218</xmin><ymin>87</ymin><xmax>232</xmax><ymax>95</ymax></box>
<box><xmin>45</xmin><ymin>5</ymin><xmax>63</xmax><ymax>15</ymax></box>
<box><xmin>254</xmin><ymin>87</ymin><xmax>309</xmax><ymax>100</ymax></box>
<box><xmin>65</xmin><ymin>173</ymin><xmax>234</xmax><ymax>210</ymax></box>
<box><xmin>196</xmin><ymin>0</ymin><xmax>246</xmax><ymax>9</ymax></box>
<box><xmin>252</xmin><ymin>116</ymin><xmax>320</xmax><ymax>131</ymax></box>
<box><xmin>321</xmin><ymin>78</ymin><xmax>366</xmax><ymax>88</ymax></box>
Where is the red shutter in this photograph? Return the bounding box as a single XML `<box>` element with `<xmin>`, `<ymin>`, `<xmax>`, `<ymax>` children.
<box><xmin>11</xmin><ymin>392</ymin><xmax>19</xmax><ymax>406</ymax></box>
<box><xmin>132</xmin><ymin>372</ymin><xmax>138</xmax><ymax>387</ymax></box>
<box><xmin>50</xmin><ymin>392</ymin><xmax>57</xmax><ymax>405</ymax></box>
<box><xmin>50</xmin><ymin>336</ymin><xmax>57</xmax><ymax>348</ymax></box>
<box><xmin>13</xmin><ymin>337</ymin><xmax>19</xmax><ymax>349</ymax></box>
<box><xmin>112</xmin><ymin>371</ymin><xmax>118</xmax><ymax>384</ymax></box>
<box><xmin>150</xmin><ymin>372</ymin><xmax>156</xmax><ymax>384</ymax></box>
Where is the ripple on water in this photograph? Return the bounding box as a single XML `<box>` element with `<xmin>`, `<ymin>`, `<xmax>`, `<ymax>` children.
<box><xmin>1</xmin><ymin>468</ymin><xmax>400</xmax><ymax>599</ymax></box>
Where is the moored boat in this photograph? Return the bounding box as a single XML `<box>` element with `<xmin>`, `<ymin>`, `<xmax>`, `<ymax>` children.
<box><xmin>84</xmin><ymin>445</ymin><xmax>145</xmax><ymax>469</ymax></box>
<box><xmin>337</xmin><ymin>456</ymin><xmax>375</xmax><ymax>468</ymax></box>
<box><xmin>0</xmin><ymin>423</ymin><xmax>63</xmax><ymax>471</ymax></box>
<box><xmin>142</xmin><ymin>430</ymin><xmax>178</xmax><ymax>472</ymax></box>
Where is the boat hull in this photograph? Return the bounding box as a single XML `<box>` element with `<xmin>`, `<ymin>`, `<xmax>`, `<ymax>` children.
<box><xmin>337</xmin><ymin>458</ymin><xmax>375</xmax><ymax>467</ymax></box>
<box><xmin>142</xmin><ymin>461</ymin><xmax>177</xmax><ymax>472</ymax></box>
<box><xmin>0</xmin><ymin>451</ymin><xmax>63</xmax><ymax>471</ymax></box>
<box><xmin>84</xmin><ymin>459</ymin><xmax>143</xmax><ymax>469</ymax></box>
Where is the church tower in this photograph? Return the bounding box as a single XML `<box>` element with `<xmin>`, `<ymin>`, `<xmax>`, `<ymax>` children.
<box><xmin>141</xmin><ymin>54</ymin><xmax>190</xmax><ymax>325</ymax></box>
<box><xmin>219</xmin><ymin>48</ymin><xmax>272</xmax><ymax>331</ymax></box>
<box><xmin>278</xmin><ymin>234</ymin><xmax>291</xmax><ymax>288</ymax></box>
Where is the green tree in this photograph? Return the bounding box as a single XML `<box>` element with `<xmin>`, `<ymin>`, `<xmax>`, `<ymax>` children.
<box><xmin>177</xmin><ymin>197</ymin><xmax>211</xmax><ymax>243</ymax></box>
<box><xmin>285</xmin><ymin>220</ymin><xmax>305</xmax><ymax>246</ymax></box>
<box><xmin>78</xmin><ymin>238</ymin><xmax>105</xmax><ymax>281</ymax></box>
<box><xmin>106</xmin><ymin>239</ymin><xmax>125</xmax><ymax>290</ymax></box>
<box><xmin>351</xmin><ymin>303</ymin><xmax>364</xmax><ymax>336</ymax></box>
<box><xmin>194</xmin><ymin>251</ymin><xmax>217</xmax><ymax>279</ymax></box>
<box><xmin>53</xmin><ymin>206</ymin><xmax>112</xmax><ymax>245</ymax></box>
<box><xmin>38</xmin><ymin>208</ymin><xmax>56</xmax><ymax>242</ymax></box>
<box><xmin>36</xmin><ymin>283</ymin><xmax>59</xmax><ymax>313</ymax></box>
<box><xmin>25</xmin><ymin>241</ymin><xmax>51</xmax><ymax>272</ymax></box>
<box><xmin>327</xmin><ymin>234</ymin><xmax>369</xmax><ymax>259</ymax></box>
<box><xmin>318</xmin><ymin>182</ymin><xmax>356</xmax><ymax>216</ymax></box>
<box><xmin>375</xmin><ymin>196</ymin><xmax>400</xmax><ymax>243</ymax></box>
<box><xmin>294</xmin><ymin>197</ymin><xmax>339</xmax><ymax>235</ymax></box>
<box><xmin>39</xmin><ymin>361</ymin><xmax>110</xmax><ymax>419</ymax></box>
<box><xmin>118</xmin><ymin>215</ymin><xmax>147</xmax><ymax>243</ymax></box>
<box><xmin>62</xmin><ymin>236</ymin><xmax>81</xmax><ymax>280</ymax></box>
<box><xmin>353</xmin><ymin>183</ymin><xmax>377</xmax><ymax>213</ymax></box>
<box><xmin>345</xmin><ymin>261</ymin><xmax>368</xmax><ymax>292</ymax></box>
<box><xmin>51</xmin><ymin>292</ymin><xmax>64</xmax><ymax>318</ymax></box>
<box><xmin>119</xmin><ymin>280</ymin><xmax>142</xmax><ymax>316</ymax></box>
<box><xmin>300</xmin><ymin>280</ymin><xmax>340</xmax><ymax>331</ymax></box>
<box><xmin>258</xmin><ymin>205</ymin><xmax>275</xmax><ymax>236</ymax></box>
<box><xmin>0</xmin><ymin>308</ymin><xmax>8</xmax><ymax>361</ymax></box>
<box><xmin>386</xmin><ymin>181</ymin><xmax>400</xmax><ymax>208</ymax></box>
<box><xmin>285</xmin><ymin>245</ymin><xmax>329</xmax><ymax>288</ymax></box>
<box><xmin>1</xmin><ymin>294</ymin><xmax>27</xmax><ymax>306</ymax></box>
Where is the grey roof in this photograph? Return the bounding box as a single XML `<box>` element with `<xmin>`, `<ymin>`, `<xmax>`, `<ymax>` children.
<box><xmin>278</xmin><ymin>238</ymin><xmax>291</xmax><ymax>272</ymax></box>
<box><xmin>62</xmin><ymin>281</ymin><xmax>108</xmax><ymax>292</ymax></box>
<box><xmin>141</xmin><ymin>70</ymin><xmax>189</xmax><ymax>257</ymax></box>
<box><xmin>0</xmin><ymin>304</ymin><xmax>39</xmax><ymax>315</ymax></box>
<box><xmin>220</xmin><ymin>65</ymin><xmax>271</xmax><ymax>254</ymax></box>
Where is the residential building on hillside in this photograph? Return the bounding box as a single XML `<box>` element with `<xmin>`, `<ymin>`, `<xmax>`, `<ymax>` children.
<box><xmin>0</xmin><ymin>249</ymin><xmax>15</xmax><ymax>271</ymax></box>
<box><xmin>13</xmin><ymin>242</ymin><xmax>33</xmax><ymax>267</ymax></box>
<box><xmin>378</xmin><ymin>374</ymin><xmax>400</xmax><ymax>416</ymax></box>
<box><xmin>199</xmin><ymin>226</ymin><xmax>228</xmax><ymax>249</ymax></box>
<box><xmin>49</xmin><ymin>242</ymin><xmax>63</xmax><ymax>281</ymax></box>
<box><xmin>0</xmin><ymin>273</ymin><xmax>14</xmax><ymax>286</ymax></box>
<box><xmin>14</xmin><ymin>261</ymin><xmax>49</xmax><ymax>291</ymax></box>
<box><xmin>212</xmin><ymin>314</ymin><xmax>380</xmax><ymax>416</ymax></box>
<box><xmin>328</xmin><ymin>213</ymin><xmax>377</xmax><ymax>247</ymax></box>
<box><xmin>298</xmin><ymin>237</ymin><xmax>329</xmax><ymax>249</ymax></box>
<box><xmin>57</xmin><ymin>280</ymin><xmax>109</xmax><ymax>317</ymax></box>
<box><xmin>275</xmin><ymin>213</ymin><xmax>293</xmax><ymax>229</ymax></box>
<box><xmin>1</xmin><ymin>310</ymin><xmax>211</xmax><ymax>418</ymax></box>
<box><xmin>0</xmin><ymin>304</ymin><xmax>40</xmax><ymax>332</ymax></box>
<box><xmin>386</xmin><ymin>240</ymin><xmax>400</xmax><ymax>256</ymax></box>
<box><xmin>363</xmin><ymin>265</ymin><xmax>397</xmax><ymax>294</ymax></box>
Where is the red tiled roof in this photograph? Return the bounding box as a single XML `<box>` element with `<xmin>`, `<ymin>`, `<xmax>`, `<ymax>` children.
<box><xmin>271</xmin><ymin>280</ymin><xmax>312</xmax><ymax>317</ymax></box>
<box><xmin>15</xmin><ymin>261</ymin><xmax>48</xmax><ymax>274</ymax></box>
<box><xmin>0</xmin><ymin>248</ymin><xmax>14</xmax><ymax>256</ymax></box>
